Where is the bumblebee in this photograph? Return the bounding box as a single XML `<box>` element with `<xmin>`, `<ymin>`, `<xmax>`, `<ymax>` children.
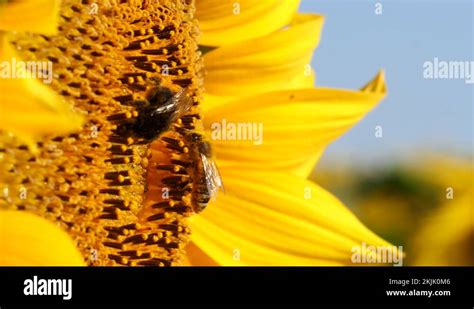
<box><xmin>118</xmin><ymin>86</ymin><xmax>193</xmax><ymax>143</ymax></box>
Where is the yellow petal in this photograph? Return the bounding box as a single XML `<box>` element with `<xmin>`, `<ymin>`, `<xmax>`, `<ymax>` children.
<box><xmin>0</xmin><ymin>210</ymin><xmax>85</xmax><ymax>266</ymax></box>
<box><xmin>204</xmin><ymin>13</ymin><xmax>323</xmax><ymax>96</ymax></box>
<box><xmin>196</xmin><ymin>0</ymin><xmax>300</xmax><ymax>46</ymax></box>
<box><xmin>203</xmin><ymin>71</ymin><xmax>387</xmax><ymax>174</ymax></box>
<box><xmin>292</xmin><ymin>150</ymin><xmax>324</xmax><ymax>178</ymax></box>
<box><xmin>184</xmin><ymin>242</ymin><xmax>219</xmax><ymax>266</ymax></box>
<box><xmin>0</xmin><ymin>36</ymin><xmax>84</xmax><ymax>148</ymax></box>
<box><xmin>190</xmin><ymin>169</ymin><xmax>401</xmax><ymax>265</ymax></box>
<box><xmin>0</xmin><ymin>0</ymin><xmax>61</xmax><ymax>34</ymax></box>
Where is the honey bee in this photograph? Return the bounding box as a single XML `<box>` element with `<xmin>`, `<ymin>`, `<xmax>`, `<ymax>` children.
<box><xmin>118</xmin><ymin>86</ymin><xmax>193</xmax><ymax>143</ymax></box>
<box><xmin>185</xmin><ymin>132</ymin><xmax>224</xmax><ymax>213</ymax></box>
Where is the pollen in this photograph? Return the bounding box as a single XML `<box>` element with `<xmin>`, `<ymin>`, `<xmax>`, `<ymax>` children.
<box><xmin>0</xmin><ymin>0</ymin><xmax>204</xmax><ymax>266</ymax></box>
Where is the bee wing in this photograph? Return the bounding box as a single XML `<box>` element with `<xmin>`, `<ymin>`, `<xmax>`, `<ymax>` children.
<box><xmin>200</xmin><ymin>154</ymin><xmax>224</xmax><ymax>200</ymax></box>
<box><xmin>170</xmin><ymin>89</ymin><xmax>194</xmax><ymax>121</ymax></box>
<box><xmin>153</xmin><ymin>88</ymin><xmax>193</xmax><ymax>120</ymax></box>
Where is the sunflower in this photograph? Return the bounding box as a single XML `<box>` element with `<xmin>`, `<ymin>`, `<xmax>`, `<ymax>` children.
<box><xmin>0</xmin><ymin>0</ymin><xmax>399</xmax><ymax>266</ymax></box>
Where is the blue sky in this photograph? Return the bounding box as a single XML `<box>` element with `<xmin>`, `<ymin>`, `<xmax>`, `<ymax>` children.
<box><xmin>299</xmin><ymin>0</ymin><xmax>473</xmax><ymax>166</ymax></box>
